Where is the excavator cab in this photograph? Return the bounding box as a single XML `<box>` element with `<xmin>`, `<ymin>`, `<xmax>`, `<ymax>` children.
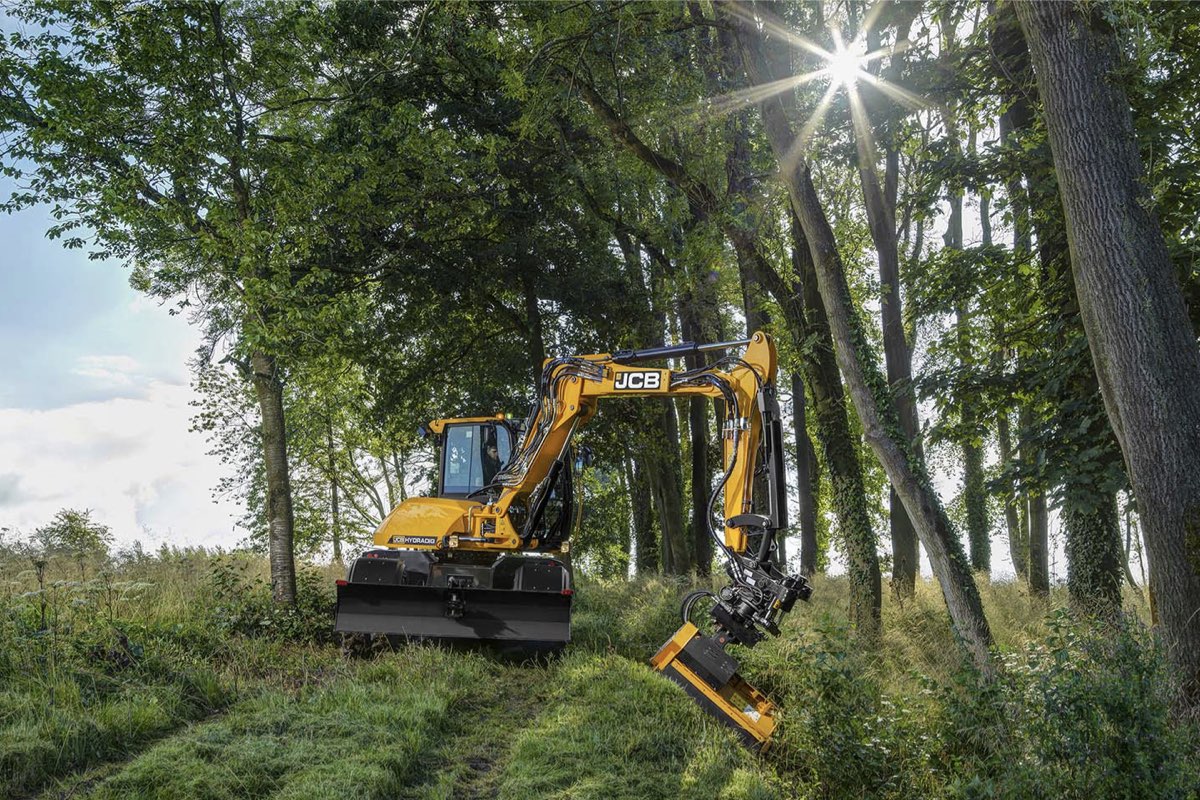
<box><xmin>434</xmin><ymin>419</ymin><xmax>513</xmax><ymax>498</ymax></box>
<box><xmin>334</xmin><ymin>415</ymin><xmax>576</xmax><ymax>650</ymax></box>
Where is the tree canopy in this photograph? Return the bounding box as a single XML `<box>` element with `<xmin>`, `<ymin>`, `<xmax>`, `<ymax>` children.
<box><xmin>3</xmin><ymin>0</ymin><xmax>1199</xmax><ymax>693</ymax></box>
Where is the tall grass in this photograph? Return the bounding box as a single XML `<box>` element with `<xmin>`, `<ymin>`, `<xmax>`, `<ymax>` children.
<box><xmin>81</xmin><ymin>650</ymin><xmax>492</xmax><ymax>800</ymax></box>
<box><xmin>1</xmin><ymin>546</ymin><xmax>1195</xmax><ymax>800</ymax></box>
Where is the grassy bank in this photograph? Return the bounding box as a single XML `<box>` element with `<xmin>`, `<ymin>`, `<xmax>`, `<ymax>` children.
<box><xmin>1</xmin><ymin>548</ymin><xmax>1197</xmax><ymax>799</ymax></box>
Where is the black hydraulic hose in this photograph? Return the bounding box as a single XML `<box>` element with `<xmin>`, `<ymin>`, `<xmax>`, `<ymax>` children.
<box><xmin>680</xmin><ymin>589</ymin><xmax>717</xmax><ymax>624</ymax></box>
<box><xmin>708</xmin><ymin>427</ymin><xmax>745</xmax><ymax>581</ymax></box>
<box><xmin>679</xmin><ymin>372</ymin><xmax>745</xmax><ymax>581</ymax></box>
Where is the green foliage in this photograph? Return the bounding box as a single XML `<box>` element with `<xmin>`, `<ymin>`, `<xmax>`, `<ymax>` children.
<box><xmin>206</xmin><ymin>557</ymin><xmax>334</xmax><ymax>644</ymax></box>
<box><xmin>739</xmin><ymin>611</ymin><xmax>1198</xmax><ymax>799</ymax></box>
<box><xmin>31</xmin><ymin>508</ymin><xmax>114</xmax><ymax>574</ymax></box>
<box><xmin>571</xmin><ymin>470</ymin><xmax>633</xmax><ymax>580</ymax></box>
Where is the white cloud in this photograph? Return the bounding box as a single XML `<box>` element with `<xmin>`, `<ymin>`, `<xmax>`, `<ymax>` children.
<box><xmin>72</xmin><ymin>354</ymin><xmax>147</xmax><ymax>390</ymax></box>
<box><xmin>0</xmin><ymin>376</ymin><xmax>244</xmax><ymax>549</ymax></box>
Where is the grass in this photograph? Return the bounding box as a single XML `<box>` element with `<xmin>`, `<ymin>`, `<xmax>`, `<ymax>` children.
<box><xmin>76</xmin><ymin>649</ymin><xmax>489</xmax><ymax>800</ymax></box>
<box><xmin>498</xmin><ymin>652</ymin><xmax>777</xmax><ymax>800</ymax></box>
<box><xmin>1</xmin><ymin>547</ymin><xmax>1197</xmax><ymax>800</ymax></box>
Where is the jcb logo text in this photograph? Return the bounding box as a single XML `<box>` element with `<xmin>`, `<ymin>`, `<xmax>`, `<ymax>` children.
<box><xmin>614</xmin><ymin>371</ymin><xmax>662</xmax><ymax>390</ymax></box>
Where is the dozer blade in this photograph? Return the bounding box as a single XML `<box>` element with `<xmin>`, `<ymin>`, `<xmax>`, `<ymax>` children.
<box><xmin>335</xmin><ymin>582</ymin><xmax>572</xmax><ymax>648</ymax></box>
<box><xmin>651</xmin><ymin>622</ymin><xmax>777</xmax><ymax>750</ymax></box>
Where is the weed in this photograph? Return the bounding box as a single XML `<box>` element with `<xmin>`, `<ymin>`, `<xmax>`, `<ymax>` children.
<box><xmin>1</xmin><ymin>549</ymin><xmax>1195</xmax><ymax>800</ymax></box>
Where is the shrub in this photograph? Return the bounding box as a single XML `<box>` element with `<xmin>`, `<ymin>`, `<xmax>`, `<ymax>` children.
<box><xmin>206</xmin><ymin>557</ymin><xmax>333</xmax><ymax>644</ymax></box>
<box><xmin>739</xmin><ymin>610</ymin><xmax>1200</xmax><ymax>800</ymax></box>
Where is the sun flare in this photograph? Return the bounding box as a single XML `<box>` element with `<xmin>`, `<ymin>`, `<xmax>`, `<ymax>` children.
<box><xmin>826</xmin><ymin>38</ymin><xmax>867</xmax><ymax>87</ymax></box>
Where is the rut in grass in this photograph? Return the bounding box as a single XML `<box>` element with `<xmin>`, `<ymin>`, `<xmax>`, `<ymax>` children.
<box><xmin>397</xmin><ymin>660</ymin><xmax>551</xmax><ymax>800</ymax></box>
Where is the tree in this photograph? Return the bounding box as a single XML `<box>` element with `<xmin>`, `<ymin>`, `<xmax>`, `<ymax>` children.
<box><xmin>852</xmin><ymin>0</ymin><xmax>924</xmax><ymax>595</ymax></box>
<box><xmin>724</xmin><ymin>0</ymin><xmax>993</xmax><ymax>669</ymax></box>
<box><xmin>0</xmin><ymin>1</ymin><xmax>364</xmax><ymax>603</ymax></box>
<box><xmin>1016</xmin><ymin>0</ymin><xmax>1200</xmax><ymax>692</ymax></box>
<box><xmin>35</xmin><ymin>508</ymin><xmax>113</xmax><ymax>580</ymax></box>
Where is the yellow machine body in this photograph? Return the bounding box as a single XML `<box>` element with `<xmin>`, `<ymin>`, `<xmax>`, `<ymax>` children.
<box><xmin>651</xmin><ymin>622</ymin><xmax>778</xmax><ymax>749</ymax></box>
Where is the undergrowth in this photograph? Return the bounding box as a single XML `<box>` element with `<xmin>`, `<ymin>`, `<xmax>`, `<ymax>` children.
<box><xmin>1</xmin><ymin>548</ymin><xmax>1196</xmax><ymax>800</ymax></box>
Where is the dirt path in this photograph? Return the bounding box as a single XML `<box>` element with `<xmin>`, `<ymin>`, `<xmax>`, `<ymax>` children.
<box><xmin>398</xmin><ymin>659</ymin><xmax>553</xmax><ymax>800</ymax></box>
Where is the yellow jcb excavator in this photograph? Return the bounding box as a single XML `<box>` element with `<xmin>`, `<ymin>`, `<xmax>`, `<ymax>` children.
<box><xmin>334</xmin><ymin>331</ymin><xmax>811</xmax><ymax>748</ymax></box>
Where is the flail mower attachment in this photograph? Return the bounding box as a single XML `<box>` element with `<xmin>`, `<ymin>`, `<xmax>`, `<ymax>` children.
<box><xmin>334</xmin><ymin>549</ymin><xmax>572</xmax><ymax>650</ymax></box>
<box><xmin>651</xmin><ymin>622</ymin><xmax>778</xmax><ymax>749</ymax></box>
<box><xmin>651</xmin><ymin>553</ymin><xmax>812</xmax><ymax>751</ymax></box>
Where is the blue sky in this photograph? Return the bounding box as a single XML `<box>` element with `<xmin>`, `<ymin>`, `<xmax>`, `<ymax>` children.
<box><xmin>0</xmin><ymin>179</ymin><xmax>243</xmax><ymax>549</ymax></box>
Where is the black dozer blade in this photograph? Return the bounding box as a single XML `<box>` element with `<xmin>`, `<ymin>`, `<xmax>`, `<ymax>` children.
<box><xmin>335</xmin><ymin>582</ymin><xmax>572</xmax><ymax>648</ymax></box>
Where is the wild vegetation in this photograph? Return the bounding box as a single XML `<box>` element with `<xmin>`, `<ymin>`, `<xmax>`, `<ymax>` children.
<box><xmin>3</xmin><ymin>0</ymin><xmax>1200</xmax><ymax>797</ymax></box>
<box><xmin>1</xmin><ymin>544</ymin><xmax>1196</xmax><ymax>799</ymax></box>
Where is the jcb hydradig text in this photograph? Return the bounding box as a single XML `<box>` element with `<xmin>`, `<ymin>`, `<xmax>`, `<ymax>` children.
<box><xmin>334</xmin><ymin>332</ymin><xmax>811</xmax><ymax>748</ymax></box>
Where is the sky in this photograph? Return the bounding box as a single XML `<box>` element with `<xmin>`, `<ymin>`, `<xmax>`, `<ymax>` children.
<box><xmin>0</xmin><ymin>183</ymin><xmax>245</xmax><ymax>550</ymax></box>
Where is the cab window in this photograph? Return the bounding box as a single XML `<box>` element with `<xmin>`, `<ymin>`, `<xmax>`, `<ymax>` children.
<box><xmin>440</xmin><ymin>423</ymin><xmax>512</xmax><ymax>497</ymax></box>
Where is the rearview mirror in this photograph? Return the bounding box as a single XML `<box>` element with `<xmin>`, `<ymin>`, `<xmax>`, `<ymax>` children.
<box><xmin>576</xmin><ymin>445</ymin><xmax>594</xmax><ymax>469</ymax></box>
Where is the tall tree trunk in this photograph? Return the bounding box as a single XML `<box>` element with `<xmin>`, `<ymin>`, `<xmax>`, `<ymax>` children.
<box><xmin>627</xmin><ymin>453</ymin><xmax>659</xmax><ymax>574</ymax></box>
<box><xmin>688</xmin><ymin>394</ymin><xmax>713</xmax><ymax>575</ymax></box>
<box><xmin>1022</xmin><ymin>404</ymin><xmax>1051</xmax><ymax>597</ymax></box>
<box><xmin>327</xmin><ymin>415</ymin><xmax>342</xmax><ymax>564</ymax></box>
<box><xmin>866</xmin><ymin>150</ymin><xmax>921</xmax><ymax>592</ymax></box>
<box><xmin>788</xmin><ymin>212</ymin><xmax>881</xmax><ymax>636</ymax></box>
<box><xmin>650</xmin><ymin>402</ymin><xmax>691</xmax><ymax>575</ymax></box>
<box><xmin>1122</xmin><ymin>501</ymin><xmax>1141</xmax><ymax>591</ymax></box>
<box><xmin>1129</xmin><ymin>502</ymin><xmax>1147</xmax><ymax>589</ymax></box>
<box><xmin>1017</xmin><ymin>1</ymin><xmax>1200</xmax><ymax>694</ymax></box>
<box><xmin>1027</xmin><ymin>500</ymin><xmax>1050</xmax><ymax>597</ymax></box>
<box><xmin>944</xmin><ymin>112</ymin><xmax>989</xmax><ymax>574</ymax></box>
<box><xmin>1063</xmin><ymin>488</ymin><xmax>1123</xmax><ymax>617</ymax></box>
<box><xmin>521</xmin><ymin>269</ymin><xmax>547</xmax><ymax>383</ymax></box>
<box><xmin>680</xmin><ymin>296</ymin><xmax>715</xmax><ymax>576</ymax></box>
<box><xmin>726</xmin><ymin>1</ymin><xmax>992</xmax><ymax>667</ymax></box>
<box><xmin>853</xmin><ymin>3</ymin><xmax>921</xmax><ymax>598</ymax></box>
<box><xmin>993</xmin><ymin>11</ymin><xmax>1033</xmax><ymax>581</ymax></box>
<box><xmin>792</xmin><ymin>371</ymin><xmax>819</xmax><ymax>577</ymax></box>
<box><xmin>395</xmin><ymin>448</ymin><xmax>408</xmax><ymax>503</ymax></box>
<box><xmin>251</xmin><ymin>351</ymin><xmax>296</xmax><ymax>604</ymax></box>
<box><xmin>997</xmin><ymin>410</ymin><xmax>1027</xmax><ymax>578</ymax></box>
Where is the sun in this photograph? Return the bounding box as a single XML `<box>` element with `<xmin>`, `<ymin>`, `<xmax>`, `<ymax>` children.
<box><xmin>826</xmin><ymin>38</ymin><xmax>867</xmax><ymax>87</ymax></box>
